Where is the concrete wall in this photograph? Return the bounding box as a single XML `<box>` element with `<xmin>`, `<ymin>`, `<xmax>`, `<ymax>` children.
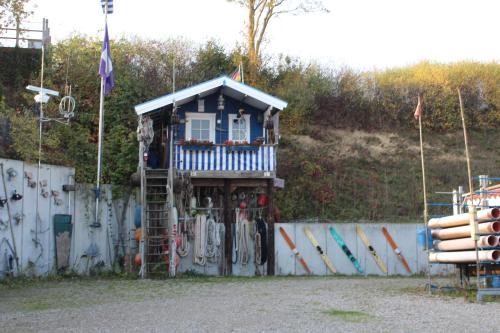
<box><xmin>275</xmin><ymin>222</ymin><xmax>453</xmax><ymax>276</ymax></box>
<box><xmin>176</xmin><ymin>221</ymin><xmax>453</xmax><ymax>276</ymax></box>
<box><xmin>0</xmin><ymin>158</ymin><xmax>452</xmax><ymax>278</ymax></box>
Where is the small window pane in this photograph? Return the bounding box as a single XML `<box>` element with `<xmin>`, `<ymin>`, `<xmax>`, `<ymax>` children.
<box><xmin>192</xmin><ymin>119</ymin><xmax>201</xmax><ymax>130</ymax></box>
<box><xmin>189</xmin><ymin>117</ymin><xmax>212</xmax><ymax>141</ymax></box>
<box><xmin>238</xmin><ymin>118</ymin><xmax>246</xmax><ymax>129</ymax></box>
<box><xmin>201</xmin><ymin>130</ymin><xmax>210</xmax><ymax>141</ymax></box>
<box><xmin>192</xmin><ymin>129</ymin><xmax>201</xmax><ymax>140</ymax></box>
<box><xmin>200</xmin><ymin>120</ymin><xmax>210</xmax><ymax>130</ymax></box>
<box><xmin>231</xmin><ymin>117</ymin><xmax>247</xmax><ymax>142</ymax></box>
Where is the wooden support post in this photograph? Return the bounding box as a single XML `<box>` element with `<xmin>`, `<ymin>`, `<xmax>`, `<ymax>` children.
<box><xmin>224</xmin><ymin>179</ymin><xmax>233</xmax><ymax>276</ymax></box>
<box><xmin>267</xmin><ymin>179</ymin><xmax>275</xmax><ymax>276</ymax></box>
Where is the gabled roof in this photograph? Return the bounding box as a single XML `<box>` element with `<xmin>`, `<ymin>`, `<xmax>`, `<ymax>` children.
<box><xmin>134</xmin><ymin>76</ymin><xmax>288</xmax><ymax>115</ymax></box>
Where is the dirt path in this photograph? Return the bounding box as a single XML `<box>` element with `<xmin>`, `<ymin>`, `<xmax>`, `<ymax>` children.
<box><xmin>0</xmin><ymin>277</ymin><xmax>498</xmax><ymax>332</ymax></box>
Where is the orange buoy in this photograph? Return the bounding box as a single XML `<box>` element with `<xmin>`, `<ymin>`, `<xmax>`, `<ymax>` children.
<box><xmin>134</xmin><ymin>228</ymin><xmax>142</xmax><ymax>242</ymax></box>
<box><xmin>134</xmin><ymin>253</ymin><xmax>141</xmax><ymax>266</ymax></box>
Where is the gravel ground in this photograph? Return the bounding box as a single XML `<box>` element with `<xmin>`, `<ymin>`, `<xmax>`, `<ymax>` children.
<box><xmin>0</xmin><ymin>276</ymin><xmax>499</xmax><ymax>333</ymax></box>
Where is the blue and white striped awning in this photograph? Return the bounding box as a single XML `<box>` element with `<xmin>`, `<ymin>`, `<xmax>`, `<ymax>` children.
<box><xmin>101</xmin><ymin>0</ymin><xmax>114</xmax><ymax>14</ymax></box>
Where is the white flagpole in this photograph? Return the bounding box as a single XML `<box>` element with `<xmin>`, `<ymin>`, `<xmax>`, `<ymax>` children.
<box><xmin>168</xmin><ymin>59</ymin><xmax>176</xmax><ymax>277</ymax></box>
<box><xmin>457</xmin><ymin>88</ymin><xmax>480</xmax><ymax>295</ymax></box>
<box><xmin>418</xmin><ymin>107</ymin><xmax>431</xmax><ymax>294</ymax></box>
<box><xmin>94</xmin><ymin>3</ymin><xmax>108</xmax><ymax>228</ymax></box>
<box><xmin>241</xmin><ymin>62</ymin><xmax>244</xmax><ymax>84</ymax></box>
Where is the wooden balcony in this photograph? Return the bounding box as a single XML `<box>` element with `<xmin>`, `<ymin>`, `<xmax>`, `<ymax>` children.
<box><xmin>174</xmin><ymin>143</ymin><xmax>276</xmax><ymax>178</ymax></box>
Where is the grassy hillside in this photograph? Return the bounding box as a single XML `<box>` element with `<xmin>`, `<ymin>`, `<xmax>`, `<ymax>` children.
<box><xmin>276</xmin><ymin>128</ymin><xmax>500</xmax><ymax>222</ymax></box>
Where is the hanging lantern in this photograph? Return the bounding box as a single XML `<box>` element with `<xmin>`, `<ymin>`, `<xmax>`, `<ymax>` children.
<box><xmin>217</xmin><ymin>93</ymin><xmax>225</xmax><ymax>111</ymax></box>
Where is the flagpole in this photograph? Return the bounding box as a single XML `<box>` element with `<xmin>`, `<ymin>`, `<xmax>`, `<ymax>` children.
<box><xmin>168</xmin><ymin>58</ymin><xmax>176</xmax><ymax>277</ymax></box>
<box><xmin>94</xmin><ymin>4</ymin><xmax>108</xmax><ymax>228</ymax></box>
<box><xmin>241</xmin><ymin>62</ymin><xmax>244</xmax><ymax>84</ymax></box>
<box><xmin>418</xmin><ymin>107</ymin><xmax>431</xmax><ymax>294</ymax></box>
<box><xmin>457</xmin><ymin>88</ymin><xmax>480</xmax><ymax>294</ymax></box>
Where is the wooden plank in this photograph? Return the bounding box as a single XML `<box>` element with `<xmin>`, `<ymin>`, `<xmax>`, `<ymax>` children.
<box><xmin>267</xmin><ymin>179</ymin><xmax>275</xmax><ymax>275</ymax></box>
<box><xmin>189</xmin><ymin>170</ymin><xmax>275</xmax><ymax>179</ymax></box>
<box><xmin>224</xmin><ymin>179</ymin><xmax>232</xmax><ymax>276</ymax></box>
<box><xmin>191</xmin><ymin>178</ymin><xmax>269</xmax><ymax>189</ymax></box>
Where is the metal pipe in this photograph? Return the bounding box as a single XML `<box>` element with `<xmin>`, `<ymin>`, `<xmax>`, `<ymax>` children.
<box><xmin>428</xmin><ymin>208</ymin><xmax>500</xmax><ymax>228</ymax></box>
<box><xmin>429</xmin><ymin>250</ymin><xmax>499</xmax><ymax>263</ymax></box>
<box><xmin>431</xmin><ymin>221</ymin><xmax>500</xmax><ymax>240</ymax></box>
<box><xmin>433</xmin><ymin>235</ymin><xmax>498</xmax><ymax>251</ymax></box>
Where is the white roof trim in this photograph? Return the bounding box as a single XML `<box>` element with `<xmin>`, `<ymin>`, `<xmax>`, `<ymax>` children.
<box><xmin>134</xmin><ymin>76</ymin><xmax>288</xmax><ymax>115</ymax></box>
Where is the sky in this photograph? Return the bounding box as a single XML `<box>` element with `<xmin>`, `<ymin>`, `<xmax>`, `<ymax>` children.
<box><xmin>25</xmin><ymin>0</ymin><xmax>500</xmax><ymax>70</ymax></box>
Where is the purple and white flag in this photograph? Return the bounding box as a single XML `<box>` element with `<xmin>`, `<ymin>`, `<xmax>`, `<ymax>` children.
<box><xmin>99</xmin><ymin>23</ymin><xmax>114</xmax><ymax>96</ymax></box>
<box><xmin>100</xmin><ymin>0</ymin><xmax>114</xmax><ymax>14</ymax></box>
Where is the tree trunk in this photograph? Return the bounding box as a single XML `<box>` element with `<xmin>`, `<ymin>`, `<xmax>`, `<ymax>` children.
<box><xmin>247</xmin><ymin>1</ymin><xmax>258</xmax><ymax>83</ymax></box>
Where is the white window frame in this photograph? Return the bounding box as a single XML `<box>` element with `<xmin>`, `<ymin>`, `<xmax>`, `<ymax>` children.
<box><xmin>185</xmin><ymin>112</ymin><xmax>216</xmax><ymax>142</ymax></box>
<box><xmin>228</xmin><ymin>114</ymin><xmax>251</xmax><ymax>143</ymax></box>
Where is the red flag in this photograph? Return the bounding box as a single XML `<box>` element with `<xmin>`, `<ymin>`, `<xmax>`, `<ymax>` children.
<box><xmin>414</xmin><ymin>93</ymin><xmax>424</xmax><ymax>120</ymax></box>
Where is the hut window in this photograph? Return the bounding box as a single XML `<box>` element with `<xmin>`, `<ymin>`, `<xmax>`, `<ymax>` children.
<box><xmin>229</xmin><ymin>114</ymin><xmax>250</xmax><ymax>142</ymax></box>
<box><xmin>185</xmin><ymin>112</ymin><xmax>216</xmax><ymax>142</ymax></box>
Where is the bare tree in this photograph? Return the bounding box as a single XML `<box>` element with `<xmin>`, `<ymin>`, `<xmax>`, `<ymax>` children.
<box><xmin>228</xmin><ymin>0</ymin><xmax>328</xmax><ymax>78</ymax></box>
<box><xmin>0</xmin><ymin>0</ymin><xmax>33</xmax><ymax>46</ymax></box>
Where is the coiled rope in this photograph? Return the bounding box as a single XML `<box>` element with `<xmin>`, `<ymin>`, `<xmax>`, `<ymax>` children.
<box><xmin>205</xmin><ymin>215</ymin><xmax>217</xmax><ymax>261</ymax></box>
<box><xmin>238</xmin><ymin>211</ymin><xmax>250</xmax><ymax>266</ymax></box>
<box><xmin>177</xmin><ymin>220</ymin><xmax>190</xmax><ymax>257</ymax></box>
<box><xmin>193</xmin><ymin>214</ymin><xmax>206</xmax><ymax>265</ymax></box>
<box><xmin>255</xmin><ymin>231</ymin><xmax>261</xmax><ymax>267</ymax></box>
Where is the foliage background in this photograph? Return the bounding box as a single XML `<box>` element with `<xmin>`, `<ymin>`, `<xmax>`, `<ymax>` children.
<box><xmin>1</xmin><ymin>36</ymin><xmax>499</xmax><ymax>221</ymax></box>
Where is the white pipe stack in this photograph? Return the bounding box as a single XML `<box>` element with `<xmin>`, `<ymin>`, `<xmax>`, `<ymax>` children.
<box><xmin>429</xmin><ymin>250</ymin><xmax>499</xmax><ymax>263</ymax></box>
<box><xmin>431</xmin><ymin>221</ymin><xmax>500</xmax><ymax>240</ymax></box>
<box><xmin>429</xmin><ymin>208</ymin><xmax>500</xmax><ymax>263</ymax></box>
<box><xmin>433</xmin><ymin>235</ymin><xmax>498</xmax><ymax>251</ymax></box>
<box><xmin>429</xmin><ymin>208</ymin><xmax>499</xmax><ymax>228</ymax></box>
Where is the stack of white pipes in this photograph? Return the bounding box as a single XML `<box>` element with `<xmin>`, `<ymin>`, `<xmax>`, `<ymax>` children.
<box><xmin>429</xmin><ymin>208</ymin><xmax>500</xmax><ymax>263</ymax></box>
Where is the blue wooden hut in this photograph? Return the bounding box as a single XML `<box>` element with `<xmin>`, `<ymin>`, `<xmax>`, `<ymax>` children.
<box><xmin>134</xmin><ymin>76</ymin><xmax>287</xmax><ymax>277</ymax></box>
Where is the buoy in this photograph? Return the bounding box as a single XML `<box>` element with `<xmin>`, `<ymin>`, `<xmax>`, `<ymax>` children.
<box><xmin>134</xmin><ymin>253</ymin><xmax>141</xmax><ymax>266</ymax></box>
<box><xmin>134</xmin><ymin>206</ymin><xmax>141</xmax><ymax>228</ymax></box>
<box><xmin>134</xmin><ymin>228</ymin><xmax>142</xmax><ymax>242</ymax></box>
<box><xmin>239</xmin><ymin>201</ymin><xmax>247</xmax><ymax>209</ymax></box>
<box><xmin>258</xmin><ymin>194</ymin><xmax>268</xmax><ymax>207</ymax></box>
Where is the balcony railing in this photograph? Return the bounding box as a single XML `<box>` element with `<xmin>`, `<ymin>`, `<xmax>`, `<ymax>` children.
<box><xmin>175</xmin><ymin>144</ymin><xmax>276</xmax><ymax>173</ymax></box>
